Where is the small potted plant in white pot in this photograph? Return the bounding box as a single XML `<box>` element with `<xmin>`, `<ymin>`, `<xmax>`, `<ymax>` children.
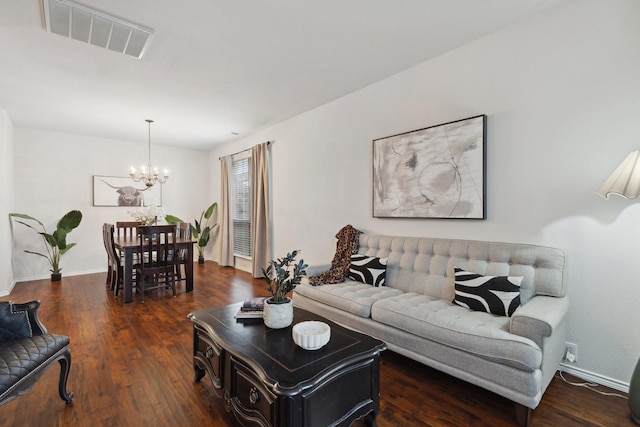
<box><xmin>262</xmin><ymin>250</ymin><xmax>307</xmax><ymax>329</ymax></box>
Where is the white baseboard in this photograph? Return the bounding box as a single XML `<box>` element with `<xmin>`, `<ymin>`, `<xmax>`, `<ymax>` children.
<box><xmin>14</xmin><ymin>268</ymin><xmax>107</xmax><ymax>283</ymax></box>
<box><xmin>560</xmin><ymin>363</ymin><xmax>629</xmax><ymax>393</ymax></box>
<box><xmin>0</xmin><ymin>280</ymin><xmax>16</xmax><ymax>297</ymax></box>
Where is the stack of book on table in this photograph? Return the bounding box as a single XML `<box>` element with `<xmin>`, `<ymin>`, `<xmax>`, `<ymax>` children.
<box><xmin>235</xmin><ymin>297</ymin><xmax>268</xmax><ymax>319</ymax></box>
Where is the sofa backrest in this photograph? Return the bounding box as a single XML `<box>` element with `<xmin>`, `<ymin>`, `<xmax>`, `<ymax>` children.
<box><xmin>358</xmin><ymin>234</ymin><xmax>566</xmax><ymax>305</ymax></box>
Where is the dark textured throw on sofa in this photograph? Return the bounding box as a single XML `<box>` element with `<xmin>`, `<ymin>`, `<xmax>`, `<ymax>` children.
<box><xmin>309</xmin><ymin>224</ymin><xmax>362</xmax><ymax>285</ymax></box>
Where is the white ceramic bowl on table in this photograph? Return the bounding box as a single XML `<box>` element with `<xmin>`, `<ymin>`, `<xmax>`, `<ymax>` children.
<box><xmin>292</xmin><ymin>321</ymin><xmax>331</xmax><ymax>350</ymax></box>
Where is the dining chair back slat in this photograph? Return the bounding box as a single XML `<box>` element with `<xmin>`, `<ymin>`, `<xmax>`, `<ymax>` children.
<box><xmin>116</xmin><ymin>221</ymin><xmax>141</xmax><ymax>239</ymax></box>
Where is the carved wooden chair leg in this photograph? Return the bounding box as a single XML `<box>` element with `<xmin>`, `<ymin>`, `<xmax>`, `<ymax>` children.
<box><xmin>105</xmin><ymin>266</ymin><xmax>112</xmax><ymax>286</ymax></box>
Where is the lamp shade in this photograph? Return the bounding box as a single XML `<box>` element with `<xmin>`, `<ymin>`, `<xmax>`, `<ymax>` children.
<box><xmin>597</xmin><ymin>151</ymin><xmax>640</xmax><ymax>199</ymax></box>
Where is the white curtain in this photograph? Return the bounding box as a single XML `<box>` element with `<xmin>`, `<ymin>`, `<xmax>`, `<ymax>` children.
<box><xmin>218</xmin><ymin>144</ymin><xmax>271</xmax><ymax>273</ymax></box>
<box><xmin>251</xmin><ymin>142</ymin><xmax>271</xmax><ymax>277</ymax></box>
<box><xmin>218</xmin><ymin>155</ymin><xmax>234</xmax><ymax>266</ymax></box>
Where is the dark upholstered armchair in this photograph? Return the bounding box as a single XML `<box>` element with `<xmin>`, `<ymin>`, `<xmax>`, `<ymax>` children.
<box><xmin>0</xmin><ymin>300</ymin><xmax>73</xmax><ymax>406</ymax></box>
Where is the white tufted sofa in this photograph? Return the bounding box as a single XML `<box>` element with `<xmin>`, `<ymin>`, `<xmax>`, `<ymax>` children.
<box><xmin>293</xmin><ymin>233</ymin><xmax>567</xmax><ymax>422</ymax></box>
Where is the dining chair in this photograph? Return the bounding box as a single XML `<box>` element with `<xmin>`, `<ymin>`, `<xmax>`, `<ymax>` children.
<box><xmin>174</xmin><ymin>222</ymin><xmax>192</xmax><ymax>283</ymax></box>
<box><xmin>104</xmin><ymin>223</ymin><xmax>137</xmax><ymax>298</ymax></box>
<box><xmin>134</xmin><ymin>225</ymin><xmax>177</xmax><ymax>303</ymax></box>
<box><xmin>102</xmin><ymin>223</ymin><xmax>114</xmax><ymax>286</ymax></box>
<box><xmin>103</xmin><ymin>223</ymin><xmax>120</xmax><ymax>294</ymax></box>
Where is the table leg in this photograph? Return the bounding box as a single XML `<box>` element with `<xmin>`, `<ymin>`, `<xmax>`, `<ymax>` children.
<box><xmin>124</xmin><ymin>248</ymin><xmax>133</xmax><ymax>303</ymax></box>
<box><xmin>186</xmin><ymin>243</ymin><xmax>194</xmax><ymax>293</ymax></box>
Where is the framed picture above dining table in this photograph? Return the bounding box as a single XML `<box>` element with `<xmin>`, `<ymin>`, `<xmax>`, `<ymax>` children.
<box><xmin>93</xmin><ymin>175</ymin><xmax>163</xmax><ymax>207</ymax></box>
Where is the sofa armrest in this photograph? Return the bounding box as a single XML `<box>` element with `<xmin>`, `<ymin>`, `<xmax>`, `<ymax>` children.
<box><xmin>300</xmin><ymin>264</ymin><xmax>332</xmax><ymax>285</ymax></box>
<box><xmin>510</xmin><ymin>296</ymin><xmax>569</xmax><ymax>348</ymax></box>
<box><xmin>307</xmin><ymin>264</ymin><xmax>331</xmax><ymax>276</ymax></box>
<box><xmin>10</xmin><ymin>300</ymin><xmax>48</xmax><ymax>336</ymax></box>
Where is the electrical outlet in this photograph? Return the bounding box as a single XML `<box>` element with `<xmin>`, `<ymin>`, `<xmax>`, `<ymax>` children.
<box><xmin>565</xmin><ymin>342</ymin><xmax>578</xmax><ymax>363</ymax></box>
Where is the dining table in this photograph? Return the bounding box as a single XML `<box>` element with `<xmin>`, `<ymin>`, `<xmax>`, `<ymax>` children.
<box><xmin>112</xmin><ymin>234</ymin><xmax>196</xmax><ymax>303</ymax></box>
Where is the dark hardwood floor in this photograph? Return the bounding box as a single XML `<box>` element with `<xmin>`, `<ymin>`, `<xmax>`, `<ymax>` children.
<box><xmin>0</xmin><ymin>262</ymin><xmax>632</xmax><ymax>426</ymax></box>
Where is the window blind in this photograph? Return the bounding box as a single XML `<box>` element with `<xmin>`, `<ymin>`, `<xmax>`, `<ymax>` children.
<box><xmin>232</xmin><ymin>156</ymin><xmax>252</xmax><ymax>258</ymax></box>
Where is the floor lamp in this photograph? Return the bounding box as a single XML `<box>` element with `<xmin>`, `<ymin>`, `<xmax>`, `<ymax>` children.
<box><xmin>597</xmin><ymin>150</ymin><xmax>640</xmax><ymax>424</ymax></box>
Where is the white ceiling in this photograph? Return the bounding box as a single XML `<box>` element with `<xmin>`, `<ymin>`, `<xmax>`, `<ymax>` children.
<box><xmin>0</xmin><ymin>0</ymin><xmax>570</xmax><ymax>150</ymax></box>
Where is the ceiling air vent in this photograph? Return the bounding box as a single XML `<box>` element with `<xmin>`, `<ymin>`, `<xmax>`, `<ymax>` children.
<box><xmin>41</xmin><ymin>0</ymin><xmax>153</xmax><ymax>59</ymax></box>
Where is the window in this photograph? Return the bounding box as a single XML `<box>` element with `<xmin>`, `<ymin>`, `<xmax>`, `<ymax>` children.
<box><xmin>232</xmin><ymin>155</ymin><xmax>251</xmax><ymax>258</ymax></box>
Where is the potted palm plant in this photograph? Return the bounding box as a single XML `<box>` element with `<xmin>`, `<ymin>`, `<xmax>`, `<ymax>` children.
<box><xmin>9</xmin><ymin>210</ymin><xmax>83</xmax><ymax>281</ymax></box>
<box><xmin>166</xmin><ymin>202</ymin><xmax>217</xmax><ymax>264</ymax></box>
<box><xmin>262</xmin><ymin>250</ymin><xmax>308</xmax><ymax>329</ymax></box>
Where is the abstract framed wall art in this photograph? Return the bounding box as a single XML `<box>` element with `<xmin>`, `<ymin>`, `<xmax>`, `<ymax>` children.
<box><xmin>93</xmin><ymin>175</ymin><xmax>163</xmax><ymax>207</ymax></box>
<box><xmin>373</xmin><ymin>115</ymin><xmax>486</xmax><ymax>219</ymax></box>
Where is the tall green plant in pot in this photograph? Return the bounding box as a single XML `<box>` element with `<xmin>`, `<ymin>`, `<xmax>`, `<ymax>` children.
<box><xmin>166</xmin><ymin>202</ymin><xmax>217</xmax><ymax>264</ymax></box>
<box><xmin>9</xmin><ymin>210</ymin><xmax>83</xmax><ymax>281</ymax></box>
<box><xmin>262</xmin><ymin>250</ymin><xmax>307</xmax><ymax>329</ymax></box>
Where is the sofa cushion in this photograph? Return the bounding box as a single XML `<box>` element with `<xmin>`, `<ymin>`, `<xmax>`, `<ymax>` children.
<box><xmin>0</xmin><ymin>302</ymin><xmax>32</xmax><ymax>341</ymax></box>
<box><xmin>293</xmin><ymin>282</ymin><xmax>403</xmax><ymax>318</ymax></box>
<box><xmin>348</xmin><ymin>255</ymin><xmax>388</xmax><ymax>287</ymax></box>
<box><xmin>453</xmin><ymin>267</ymin><xmax>522</xmax><ymax>316</ymax></box>
<box><xmin>371</xmin><ymin>293</ymin><xmax>542</xmax><ymax>371</ymax></box>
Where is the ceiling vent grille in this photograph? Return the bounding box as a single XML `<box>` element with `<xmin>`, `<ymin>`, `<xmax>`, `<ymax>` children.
<box><xmin>41</xmin><ymin>0</ymin><xmax>153</xmax><ymax>59</ymax></box>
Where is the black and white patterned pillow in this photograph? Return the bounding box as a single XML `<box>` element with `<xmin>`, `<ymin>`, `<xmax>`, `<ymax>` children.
<box><xmin>453</xmin><ymin>267</ymin><xmax>523</xmax><ymax>317</ymax></box>
<box><xmin>349</xmin><ymin>255</ymin><xmax>388</xmax><ymax>287</ymax></box>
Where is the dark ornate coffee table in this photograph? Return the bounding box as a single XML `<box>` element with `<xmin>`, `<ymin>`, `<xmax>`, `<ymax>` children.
<box><xmin>188</xmin><ymin>304</ymin><xmax>386</xmax><ymax>427</ymax></box>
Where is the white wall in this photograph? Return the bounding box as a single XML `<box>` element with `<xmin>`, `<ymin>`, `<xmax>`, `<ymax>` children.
<box><xmin>11</xmin><ymin>128</ymin><xmax>210</xmax><ymax>281</ymax></box>
<box><xmin>0</xmin><ymin>110</ymin><xmax>15</xmax><ymax>295</ymax></box>
<box><xmin>209</xmin><ymin>0</ymin><xmax>640</xmax><ymax>388</ymax></box>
